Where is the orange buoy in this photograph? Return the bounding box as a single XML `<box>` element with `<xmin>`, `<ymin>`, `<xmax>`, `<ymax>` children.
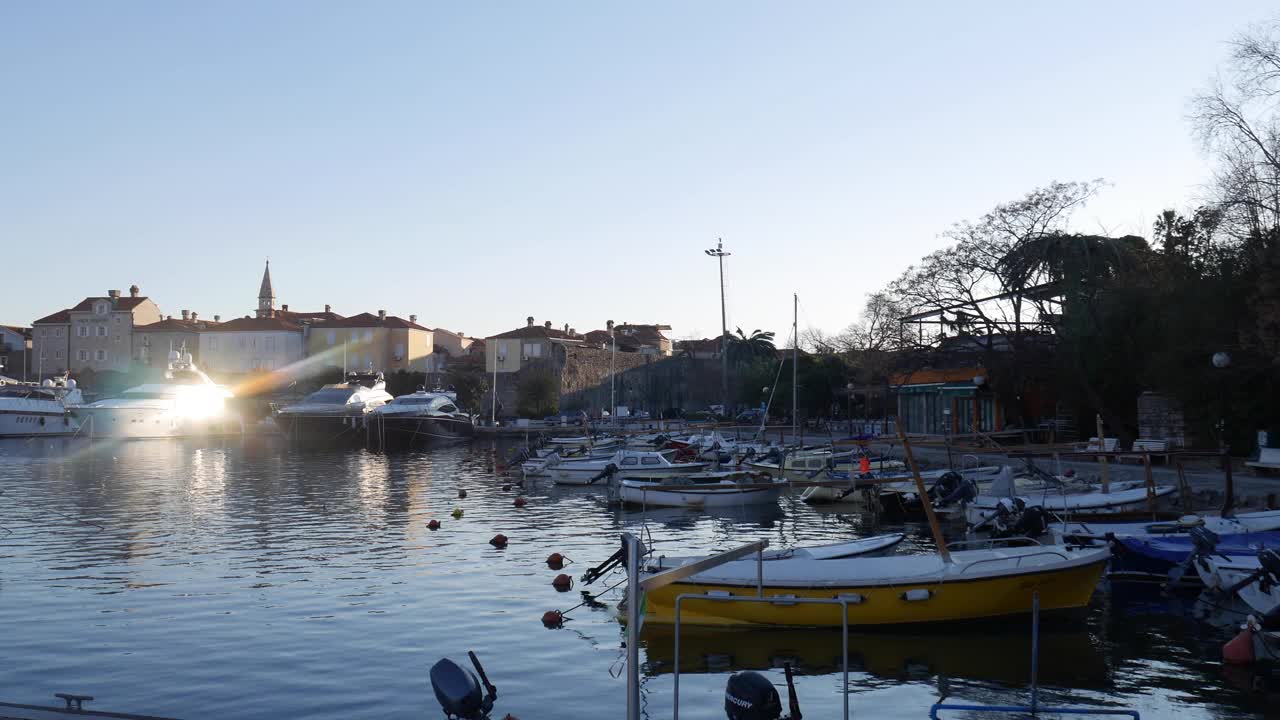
<box><xmin>541</xmin><ymin>610</ymin><xmax>564</xmax><ymax>627</ymax></box>
<box><xmin>859</xmin><ymin>456</ymin><xmax>871</xmax><ymax>474</ymax></box>
<box><xmin>458</xmin><ymin>489</ymin><xmax>468</xmax><ymax>499</ymax></box>
<box><xmin>546</xmin><ymin>552</ymin><xmax>565</xmax><ymax>569</ymax></box>
<box><xmin>514</xmin><ymin>497</ymin><xmax>527</xmax><ymax>508</ymax></box>
<box><xmin>427</xmin><ymin>519</ymin><xmax>441</xmax><ymax>531</ymax></box>
<box><xmin>490</xmin><ymin>533</ymin><xmax>509</xmax><ymax>548</ymax></box>
<box><xmin>552</xmin><ymin>573</ymin><xmax>572</xmax><ymax>591</ymax></box>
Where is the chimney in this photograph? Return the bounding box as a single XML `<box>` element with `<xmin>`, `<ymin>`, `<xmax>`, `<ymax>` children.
<box><xmin>324</xmin><ymin>304</ymin><xmax>331</xmax><ymax>313</ymax></box>
<box><xmin>166</xmin><ymin>315</ymin><xmax>173</xmax><ymax>321</ymax></box>
<box><xmin>570</xmin><ymin>328</ymin><xmax>577</xmax><ymax>337</ymax></box>
<box><xmin>190</xmin><ymin>312</ymin><xmax>198</xmax><ymax>321</ymax></box>
<box><xmin>607</xmin><ymin>319</ymin><xmax>615</xmax><ymax>332</ymax></box>
<box><xmin>129</xmin><ymin>284</ymin><xmax>139</xmax><ymax>298</ymax></box>
<box><xmin>181</xmin><ymin>309</ymin><xmax>190</xmax><ymax>321</ymax></box>
<box><xmin>409</xmin><ymin>314</ymin><xmax>417</xmax><ymax>323</ymax></box>
<box><xmin>544</xmin><ymin>320</ymin><xmax>551</xmax><ymax>329</ymax></box>
<box><xmin>282</xmin><ymin>304</ymin><xmax>289</xmax><ymax>312</ymax></box>
<box><xmin>108</xmin><ymin>289</ymin><xmax>121</xmax><ymax>306</ymax></box>
<box><xmin>378</xmin><ymin>309</ymin><xmax>387</xmax><ymax>322</ymax></box>
<box><xmin>527</xmin><ymin>316</ymin><xmax>535</xmax><ymax>327</ymax></box>
<box><xmin>214</xmin><ymin>315</ymin><xmax>221</xmax><ymax>322</ymax></box>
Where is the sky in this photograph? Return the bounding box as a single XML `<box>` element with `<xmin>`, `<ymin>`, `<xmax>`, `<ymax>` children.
<box><xmin>2</xmin><ymin>2</ymin><xmax>1276</xmax><ymax>343</ymax></box>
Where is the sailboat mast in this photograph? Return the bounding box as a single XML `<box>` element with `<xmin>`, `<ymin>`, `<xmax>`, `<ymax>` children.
<box><xmin>792</xmin><ymin>293</ymin><xmax>798</xmax><ymax>442</ymax></box>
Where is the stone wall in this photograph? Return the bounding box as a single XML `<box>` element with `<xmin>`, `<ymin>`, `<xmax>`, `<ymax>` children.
<box><xmin>1137</xmin><ymin>391</ymin><xmax>1193</xmax><ymax>447</ymax></box>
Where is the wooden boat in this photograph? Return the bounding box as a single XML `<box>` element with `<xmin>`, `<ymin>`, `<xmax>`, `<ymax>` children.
<box><xmin>617</xmin><ymin>471</ymin><xmax>785</xmax><ymax>508</ymax></box>
<box><xmin>638</xmin><ymin>544</ymin><xmax>1109</xmax><ymax>627</ymax></box>
<box><xmin>1056</xmin><ymin>510</ymin><xmax>1280</xmax><ymax>540</ymax></box>
<box><xmin>800</xmin><ymin>465</ymin><xmax>1002</xmax><ymax>506</ymax></box>
<box><xmin>962</xmin><ymin>468</ymin><xmax>1176</xmax><ymax>525</ymax></box>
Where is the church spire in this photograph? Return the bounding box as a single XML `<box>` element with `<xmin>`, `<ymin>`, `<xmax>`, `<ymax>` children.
<box><xmin>256</xmin><ymin>260</ymin><xmax>276</xmax><ymax>318</ymax></box>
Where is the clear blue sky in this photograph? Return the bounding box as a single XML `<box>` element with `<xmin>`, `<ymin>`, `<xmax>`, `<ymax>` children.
<box><xmin>2</xmin><ymin>2</ymin><xmax>1273</xmax><ymax>341</ymax></box>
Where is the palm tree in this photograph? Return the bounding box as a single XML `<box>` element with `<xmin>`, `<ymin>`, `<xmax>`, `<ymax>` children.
<box><xmin>724</xmin><ymin>327</ymin><xmax>776</xmax><ymax>364</ymax></box>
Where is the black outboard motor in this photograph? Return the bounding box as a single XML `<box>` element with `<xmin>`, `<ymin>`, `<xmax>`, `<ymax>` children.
<box><xmin>1013</xmin><ymin>505</ymin><xmax>1048</xmax><ymax>538</ymax></box>
<box><xmin>934</xmin><ymin>474</ymin><xmax>977</xmax><ymax>508</ymax></box>
<box><xmin>430</xmin><ymin>651</ymin><xmax>497</xmax><ymax>719</ymax></box>
<box><xmin>725</xmin><ymin>663</ymin><xmax>801</xmax><ymax>720</ymax></box>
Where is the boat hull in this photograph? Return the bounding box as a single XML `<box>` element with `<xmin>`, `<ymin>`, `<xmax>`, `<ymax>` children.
<box><xmin>618</xmin><ymin>483</ymin><xmax>781</xmax><ymax>508</ymax></box>
<box><xmin>274</xmin><ymin>412</ymin><xmax>370</xmax><ymax>446</ymax></box>
<box><xmin>373</xmin><ymin>416</ymin><xmax>474</xmax><ymax>448</ymax></box>
<box><xmin>0</xmin><ymin>409</ymin><xmax>80</xmax><ymax>437</ymax></box>
<box><xmin>553</xmin><ymin>463</ymin><xmax>707</xmax><ymax>485</ymax></box>
<box><xmin>75</xmin><ymin>407</ymin><xmax>241</xmax><ymax>439</ymax></box>
<box><xmin>641</xmin><ymin>551</ymin><xmax>1107</xmax><ymax>627</ymax></box>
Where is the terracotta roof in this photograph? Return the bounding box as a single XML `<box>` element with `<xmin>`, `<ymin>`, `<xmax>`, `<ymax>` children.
<box><xmin>277</xmin><ymin>309</ymin><xmax>342</xmax><ymax>323</ymax></box>
<box><xmin>33</xmin><ymin>309</ymin><xmax>72</xmax><ymax>325</ymax></box>
<box><xmin>490</xmin><ymin>324</ymin><xmax>572</xmax><ymax>340</ymax></box>
<box><xmin>891</xmin><ymin>366</ymin><xmax>988</xmax><ymax>386</ymax></box>
<box><xmin>614</xmin><ymin>323</ymin><xmax>670</xmax><ymax>345</ymax></box>
<box><xmin>0</xmin><ymin>324</ymin><xmax>31</xmax><ymax>338</ymax></box>
<box><xmin>136</xmin><ymin>318</ymin><xmax>218</xmax><ymax>332</ymax></box>
<box><xmin>208</xmin><ymin>316</ymin><xmax>303</xmax><ymax>332</ymax></box>
<box><xmin>675</xmin><ymin>338</ymin><xmax>720</xmax><ymax>353</ymax></box>
<box><xmin>69</xmin><ymin>296</ymin><xmax>152</xmax><ymax>312</ymax></box>
<box><xmin>311</xmin><ymin>312</ymin><xmax>428</xmax><ymax>331</ymax></box>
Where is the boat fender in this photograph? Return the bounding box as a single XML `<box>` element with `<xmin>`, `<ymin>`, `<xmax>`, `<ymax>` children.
<box><xmin>900</xmin><ymin>588</ymin><xmax>933</xmax><ymax>602</ymax></box>
<box><xmin>514</xmin><ymin>497</ymin><xmax>527</xmax><ymax>508</ymax></box>
<box><xmin>490</xmin><ymin>534</ymin><xmax>509</xmax><ymax>548</ymax></box>
<box><xmin>835</xmin><ymin>592</ymin><xmax>865</xmax><ymax>605</ymax></box>
<box><xmin>551</xmin><ymin>574</ymin><xmax>572</xmax><ymax>591</ymax></box>
<box><xmin>427</xmin><ymin>519</ymin><xmax>441</xmax><ymax>530</ymax></box>
<box><xmin>724</xmin><ymin>671</ymin><xmax>783</xmax><ymax>720</ymax></box>
<box><xmin>1223</xmin><ymin>618</ymin><xmax>1257</xmax><ymax>664</ymax></box>
<box><xmin>547</xmin><ymin>553</ymin><xmax>567</xmax><ymax>569</ymax></box>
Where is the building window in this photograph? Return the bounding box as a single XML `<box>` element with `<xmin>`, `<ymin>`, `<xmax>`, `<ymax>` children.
<box><xmin>327</xmin><ymin>331</ymin><xmax>335</xmax><ymax>346</ymax></box>
<box><xmin>394</xmin><ymin>343</ymin><xmax>404</xmax><ymax>360</ymax></box>
<box><xmin>77</xmin><ymin>350</ymin><xmax>88</xmax><ymax>361</ymax></box>
<box><xmin>95</xmin><ymin>302</ymin><xmax>108</xmax><ymax>315</ymax></box>
<box><xmin>209</xmin><ymin>337</ymin><xmax>218</xmax><ymax>351</ymax></box>
<box><xmin>266</xmin><ymin>336</ymin><xmax>275</xmax><ymax>352</ymax></box>
<box><xmin>96</xmin><ymin>326</ymin><xmax>107</xmax><ymax>337</ymax></box>
<box><xmin>522</xmin><ymin>343</ymin><xmax>542</xmax><ymax>358</ymax></box>
<box><xmin>114</xmin><ymin>316</ymin><xmax>121</xmax><ymax>323</ymax></box>
<box><xmin>55</xmin><ymin>327</ymin><xmax>64</xmax><ymax>337</ymax></box>
<box><xmin>350</xmin><ymin>330</ymin><xmax>358</xmax><ymax>343</ymax></box>
<box><xmin>95</xmin><ymin>350</ymin><xmax>107</xmax><ymax>362</ymax></box>
<box><xmin>55</xmin><ymin>350</ymin><xmax>63</xmax><ymax>359</ymax></box>
<box><xmin>77</xmin><ymin>326</ymin><xmax>88</xmax><ymax>337</ymax></box>
<box><xmin>363</xmin><ymin>329</ymin><xmax>372</xmax><ymax>342</ymax></box>
<box><xmin>239</xmin><ymin>337</ymin><xmax>246</xmax><ymax>349</ymax></box>
<box><xmin>39</xmin><ymin>328</ymin><xmax>46</xmax><ymax>338</ymax></box>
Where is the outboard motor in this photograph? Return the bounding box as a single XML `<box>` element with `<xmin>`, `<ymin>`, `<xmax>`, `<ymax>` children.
<box><xmin>1258</xmin><ymin>548</ymin><xmax>1280</xmax><ymax>590</ymax></box>
<box><xmin>430</xmin><ymin>651</ymin><xmax>497</xmax><ymax>719</ymax></box>
<box><xmin>725</xmin><ymin>663</ymin><xmax>801</xmax><ymax>720</ymax></box>
<box><xmin>933</xmin><ymin>474</ymin><xmax>977</xmax><ymax>508</ymax></box>
<box><xmin>1012</xmin><ymin>505</ymin><xmax>1048</xmax><ymax>538</ymax></box>
<box><xmin>989</xmin><ymin>498</ymin><xmax>1027</xmax><ymax>539</ymax></box>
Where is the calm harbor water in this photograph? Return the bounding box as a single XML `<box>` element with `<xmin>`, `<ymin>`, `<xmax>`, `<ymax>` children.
<box><xmin>0</xmin><ymin>437</ymin><xmax>1274</xmax><ymax>719</ymax></box>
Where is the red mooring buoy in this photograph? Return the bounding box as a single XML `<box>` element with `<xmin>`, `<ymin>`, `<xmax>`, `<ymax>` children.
<box><xmin>546</xmin><ymin>552</ymin><xmax>565</xmax><ymax>569</ymax></box>
<box><xmin>541</xmin><ymin>610</ymin><xmax>564</xmax><ymax>628</ymax></box>
<box><xmin>1224</xmin><ymin>624</ymin><xmax>1256</xmax><ymax>664</ymax></box>
<box><xmin>514</xmin><ymin>497</ymin><xmax>527</xmax><ymax>508</ymax></box>
<box><xmin>427</xmin><ymin>519</ymin><xmax>441</xmax><ymax>530</ymax></box>
<box><xmin>458</xmin><ymin>489</ymin><xmax>468</xmax><ymax>499</ymax></box>
<box><xmin>552</xmin><ymin>573</ymin><xmax>572</xmax><ymax>591</ymax></box>
<box><xmin>490</xmin><ymin>533</ymin><xmax>509</xmax><ymax>548</ymax></box>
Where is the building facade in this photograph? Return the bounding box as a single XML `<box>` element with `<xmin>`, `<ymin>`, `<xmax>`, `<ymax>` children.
<box><xmin>0</xmin><ymin>325</ymin><xmax>32</xmax><ymax>379</ymax></box>
<box><xmin>308</xmin><ymin>311</ymin><xmax>433</xmax><ymax>374</ymax></box>
<box><xmin>32</xmin><ymin>286</ymin><xmax>162</xmax><ymax>376</ymax></box>
<box><xmin>133</xmin><ymin>311</ymin><xmax>216</xmax><ymax>366</ymax></box>
<box><xmin>199</xmin><ymin>316</ymin><xmax>306</xmax><ymax>375</ymax></box>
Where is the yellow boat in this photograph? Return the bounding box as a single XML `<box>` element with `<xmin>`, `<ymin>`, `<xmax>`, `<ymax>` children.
<box><xmin>638</xmin><ymin>545</ymin><xmax>1108</xmax><ymax>627</ymax></box>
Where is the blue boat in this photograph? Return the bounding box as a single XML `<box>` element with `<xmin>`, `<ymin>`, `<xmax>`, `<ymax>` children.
<box><xmin>1110</xmin><ymin>531</ymin><xmax>1280</xmax><ymax>584</ymax></box>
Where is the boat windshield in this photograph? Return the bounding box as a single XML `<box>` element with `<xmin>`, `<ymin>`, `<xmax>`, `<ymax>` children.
<box><xmin>305</xmin><ymin>388</ymin><xmax>356</xmax><ymax>404</ymax></box>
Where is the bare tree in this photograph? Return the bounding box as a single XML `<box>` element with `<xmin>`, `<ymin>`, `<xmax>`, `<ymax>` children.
<box><xmin>1192</xmin><ymin>20</ymin><xmax>1280</xmax><ymax>237</ymax></box>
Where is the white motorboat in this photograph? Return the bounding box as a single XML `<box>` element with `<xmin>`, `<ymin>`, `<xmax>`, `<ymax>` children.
<box><xmin>0</xmin><ymin>372</ymin><xmax>84</xmax><ymax>437</ymax></box>
<box><xmin>1055</xmin><ymin>510</ymin><xmax>1280</xmax><ymax>541</ymax></box>
<box><xmin>369</xmin><ymin>387</ymin><xmax>474</xmax><ymax>447</ymax></box>
<box><xmin>521</xmin><ymin>444</ymin><xmax>618</xmax><ymax>476</ymax></box>
<box><xmin>275</xmin><ymin>371</ymin><xmax>393</xmax><ymax>444</ymax></box>
<box><xmin>800</xmin><ymin>465</ymin><xmax>1004</xmax><ymax>506</ymax></box>
<box><xmin>75</xmin><ymin>350</ymin><xmax>239</xmax><ymax>439</ymax></box>
<box><xmin>962</xmin><ymin>468</ymin><xmax>1177</xmax><ymax>525</ymax></box>
<box><xmin>550</xmin><ymin>449</ymin><xmax>708</xmax><ymax>485</ymax></box>
<box><xmin>651</xmin><ymin>533</ymin><xmax>906</xmax><ymax>567</ymax></box>
<box><xmin>617</xmin><ymin>470</ymin><xmax>786</xmax><ymax>508</ymax></box>
<box><xmin>1197</xmin><ymin>548</ymin><xmax>1280</xmax><ymax>616</ymax></box>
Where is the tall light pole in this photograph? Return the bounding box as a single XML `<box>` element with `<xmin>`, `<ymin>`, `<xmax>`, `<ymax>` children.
<box><xmin>609</xmin><ymin>320</ymin><xmax>616</xmax><ymax>424</ymax></box>
<box><xmin>705</xmin><ymin>239</ymin><xmax>730</xmax><ymax>417</ymax></box>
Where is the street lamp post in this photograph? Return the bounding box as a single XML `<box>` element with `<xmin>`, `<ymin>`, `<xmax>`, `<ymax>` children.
<box><xmin>705</xmin><ymin>239</ymin><xmax>731</xmax><ymax>418</ymax></box>
<box><xmin>1213</xmin><ymin>351</ymin><xmax>1234</xmax><ymax>517</ymax></box>
<box><xmin>610</xmin><ymin>324</ymin><xmax>616</xmax><ymax>425</ymax></box>
<box><xmin>846</xmin><ymin>382</ymin><xmax>855</xmax><ymax>437</ymax></box>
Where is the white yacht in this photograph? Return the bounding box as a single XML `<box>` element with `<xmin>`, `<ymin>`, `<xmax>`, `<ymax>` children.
<box><xmin>369</xmin><ymin>387</ymin><xmax>475</xmax><ymax>447</ymax></box>
<box><xmin>0</xmin><ymin>367</ymin><xmax>84</xmax><ymax>438</ymax></box>
<box><xmin>274</xmin><ymin>372</ymin><xmax>393</xmax><ymax>444</ymax></box>
<box><xmin>75</xmin><ymin>350</ymin><xmax>239</xmax><ymax>439</ymax></box>
<box><xmin>550</xmin><ymin>449</ymin><xmax>708</xmax><ymax>485</ymax></box>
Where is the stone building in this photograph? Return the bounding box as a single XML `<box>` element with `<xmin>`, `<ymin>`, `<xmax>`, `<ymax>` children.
<box><xmin>308</xmin><ymin>311</ymin><xmax>434</xmax><ymax>374</ymax></box>
<box><xmin>133</xmin><ymin>310</ymin><xmax>219</xmax><ymax>366</ymax></box>
<box><xmin>32</xmin><ymin>286</ymin><xmax>162</xmax><ymax>375</ymax></box>
<box><xmin>0</xmin><ymin>325</ymin><xmax>31</xmax><ymax>379</ymax></box>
